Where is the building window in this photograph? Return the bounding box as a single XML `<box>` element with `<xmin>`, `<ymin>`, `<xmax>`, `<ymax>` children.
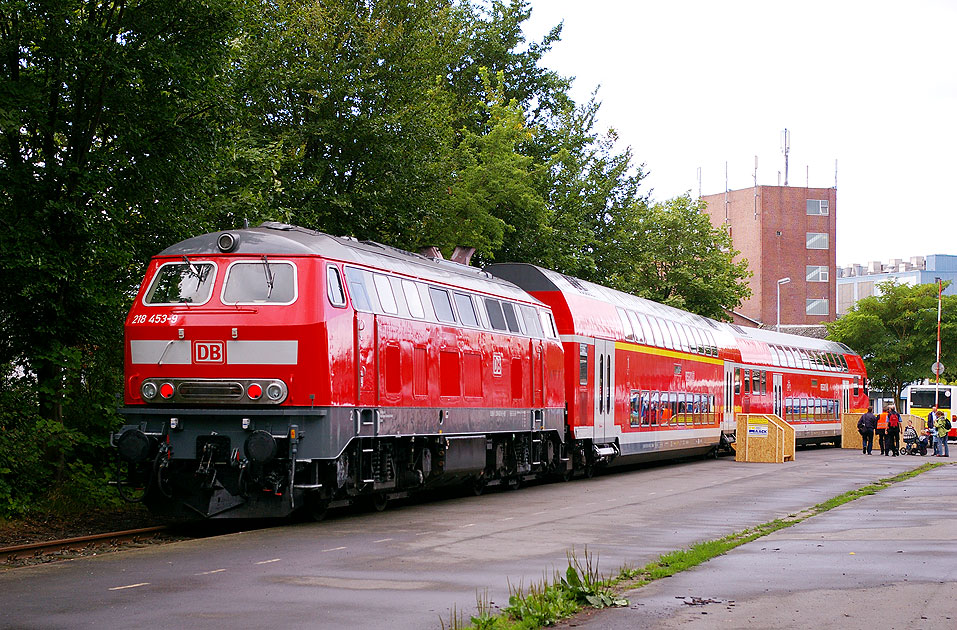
<box><xmin>806</xmin><ymin>233</ymin><xmax>829</xmax><ymax>250</ymax></box>
<box><xmin>806</xmin><ymin>299</ymin><xmax>829</xmax><ymax>316</ymax></box>
<box><xmin>806</xmin><ymin>199</ymin><xmax>829</xmax><ymax>215</ymax></box>
<box><xmin>806</xmin><ymin>265</ymin><xmax>829</xmax><ymax>282</ymax></box>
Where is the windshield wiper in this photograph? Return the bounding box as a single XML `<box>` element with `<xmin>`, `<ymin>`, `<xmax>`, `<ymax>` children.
<box><xmin>182</xmin><ymin>255</ymin><xmax>200</xmax><ymax>277</ymax></box>
<box><xmin>261</xmin><ymin>255</ymin><xmax>275</xmax><ymax>299</ymax></box>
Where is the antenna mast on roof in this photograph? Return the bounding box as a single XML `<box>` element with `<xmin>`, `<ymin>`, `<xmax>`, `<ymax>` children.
<box><xmin>780</xmin><ymin>128</ymin><xmax>790</xmax><ymax>186</ymax></box>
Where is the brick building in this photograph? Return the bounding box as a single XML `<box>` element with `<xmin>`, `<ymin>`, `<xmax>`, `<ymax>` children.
<box><xmin>701</xmin><ymin>185</ymin><xmax>837</xmax><ymax>328</ymax></box>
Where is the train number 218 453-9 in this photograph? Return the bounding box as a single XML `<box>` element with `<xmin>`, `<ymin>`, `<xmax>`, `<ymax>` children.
<box><xmin>131</xmin><ymin>314</ymin><xmax>179</xmax><ymax>324</ymax></box>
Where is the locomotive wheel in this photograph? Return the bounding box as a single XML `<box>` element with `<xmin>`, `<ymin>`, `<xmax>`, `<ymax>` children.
<box><xmin>583</xmin><ymin>464</ymin><xmax>595</xmax><ymax>479</ymax></box>
<box><xmin>372</xmin><ymin>493</ymin><xmax>389</xmax><ymax>512</ymax></box>
<box><xmin>305</xmin><ymin>496</ymin><xmax>329</xmax><ymax>522</ymax></box>
<box><xmin>470</xmin><ymin>478</ymin><xmax>486</xmax><ymax>496</ymax></box>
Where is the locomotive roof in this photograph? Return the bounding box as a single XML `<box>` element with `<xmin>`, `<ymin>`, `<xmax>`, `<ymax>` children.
<box><xmin>158</xmin><ymin>222</ymin><xmax>538</xmax><ymax>304</ymax></box>
<box><xmin>486</xmin><ymin>263</ymin><xmax>857</xmax><ymax>357</ymax></box>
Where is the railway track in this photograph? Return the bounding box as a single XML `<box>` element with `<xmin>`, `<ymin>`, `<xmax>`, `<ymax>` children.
<box><xmin>0</xmin><ymin>526</ymin><xmax>170</xmax><ymax>566</ymax></box>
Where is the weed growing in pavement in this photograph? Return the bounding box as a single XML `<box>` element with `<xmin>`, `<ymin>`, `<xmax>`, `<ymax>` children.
<box><xmin>444</xmin><ymin>462</ymin><xmax>945</xmax><ymax>629</ymax></box>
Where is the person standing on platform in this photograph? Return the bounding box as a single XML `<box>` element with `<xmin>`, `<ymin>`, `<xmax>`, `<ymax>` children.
<box><xmin>928</xmin><ymin>406</ymin><xmax>940</xmax><ymax>455</ymax></box>
<box><xmin>876</xmin><ymin>405</ymin><xmax>889</xmax><ymax>455</ymax></box>
<box><xmin>886</xmin><ymin>405</ymin><xmax>901</xmax><ymax>456</ymax></box>
<box><xmin>858</xmin><ymin>405</ymin><xmax>878</xmax><ymax>454</ymax></box>
<box><xmin>934</xmin><ymin>411</ymin><xmax>949</xmax><ymax>457</ymax></box>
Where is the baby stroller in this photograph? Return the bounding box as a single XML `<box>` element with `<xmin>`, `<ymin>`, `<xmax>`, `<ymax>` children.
<box><xmin>900</xmin><ymin>426</ymin><xmax>928</xmax><ymax>456</ymax></box>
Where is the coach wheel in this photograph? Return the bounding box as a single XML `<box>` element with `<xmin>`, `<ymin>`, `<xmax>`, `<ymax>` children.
<box><xmin>372</xmin><ymin>493</ymin><xmax>389</xmax><ymax>512</ymax></box>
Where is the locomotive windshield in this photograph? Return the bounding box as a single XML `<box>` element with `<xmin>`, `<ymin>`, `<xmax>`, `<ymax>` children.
<box><xmin>144</xmin><ymin>261</ymin><xmax>216</xmax><ymax>305</ymax></box>
<box><xmin>222</xmin><ymin>260</ymin><xmax>296</xmax><ymax>304</ymax></box>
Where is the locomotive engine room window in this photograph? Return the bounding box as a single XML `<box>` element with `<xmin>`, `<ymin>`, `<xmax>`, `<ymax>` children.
<box><xmin>485</xmin><ymin>298</ymin><xmax>507</xmax><ymax>331</ymax></box>
<box><xmin>344</xmin><ymin>266</ymin><xmax>378</xmax><ymax>312</ymax></box>
<box><xmin>145</xmin><ymin>260</ymin><xmax>216</xmax><ymax>305</ymax></box>
<box><xmin>402</xmin><ymin>280</ymin><xmax>425</xmax><ymax>318</ymax></box>
<box><xmin>222</xmin><ymin>260</ymin><xmax>296</xmax><ymax>304</ymax></box>
<box><xmin>540</xmin><ymin>310</ymin><xmax>558</xmax><ymax>338</ymax></box>
<box><xmin>326</xmin><ymin>266</ymin><xmax>347</xmax><ymax>307</ymax></box>
<box><xmin>520</xmin><ymin>305</ymin><xmax>543</xmax><ymax>337</ymax></box>
<box><xmin>454</xmin><ymin>292</ymin><xmax>479</xmax><ymax>327</ymax></box>
<box><xmin>501</xmin><ymin>302</ymin><xmax>523</xmax><ymax>333</ymax></box>
<box><xmin>429</xmin><ymin>287</ymin><xmax>456</xmax><ymax>323</ymax></box>
<box><xmin>579</xmin><ymin>344</ymin><xmax>588</xmax><ymax>385</ymax></box>
<box><xmin>373</xmin><ymin>274</ymin><xmax>398</xmax><ymax>314</ymax></box>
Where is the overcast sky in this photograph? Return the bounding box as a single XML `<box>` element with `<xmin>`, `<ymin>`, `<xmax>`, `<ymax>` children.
<box><xmin>522</xmin><ymin>0</ymin><xmax>957</xmax><ymax>267</ymax></box>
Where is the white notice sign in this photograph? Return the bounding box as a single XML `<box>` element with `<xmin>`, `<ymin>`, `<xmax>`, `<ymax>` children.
<box><xmin>747</xmin><ymin>424</ymin><xmax>769</xmax><ymax>438</ymax></box>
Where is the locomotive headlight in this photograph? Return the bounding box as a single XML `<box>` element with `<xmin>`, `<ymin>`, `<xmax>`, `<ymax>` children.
<box><xmin>266</xmin><ymin>382</ymin><xmax>285</xmax><ymax>401</ymax></box>
<box><xmin>160</xmin><ymin>382</ymin><xmax>175</xmax><ymax>399</ymax></box>
<box><xmin>141</xmin><ymin>381</ymin><xmax>158</xmax><ymax>399</ymax></box>
<box><xmin>217</xmin><ymin>231</ymin><xmax>239</xmax><ymax>252</ymax></box>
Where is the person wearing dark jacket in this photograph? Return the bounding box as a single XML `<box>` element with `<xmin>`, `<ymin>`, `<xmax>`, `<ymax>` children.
<box><xmin>886</xmin><ymin>405</ymin><xmax>902</xmax><ymax>455</ymax></box>
<box><xmin>858</xmin><ymin>405</ymin><xmax>878</xmax><ymax>455</ymax></box>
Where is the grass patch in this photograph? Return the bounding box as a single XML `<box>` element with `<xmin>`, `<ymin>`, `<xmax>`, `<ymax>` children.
<box><xmin>443</xmin><ymin>461</ymin><xmax>945</xmax><ymax>629</ymax></box>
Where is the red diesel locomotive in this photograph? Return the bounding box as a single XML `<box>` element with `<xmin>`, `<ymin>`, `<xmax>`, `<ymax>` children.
<box><xmin>112</xmin><ymin>223</ymin><xmax>868</xmax><ymax>519</ymax></box>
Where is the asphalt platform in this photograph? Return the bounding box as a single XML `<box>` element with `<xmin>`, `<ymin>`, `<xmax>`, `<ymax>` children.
<box><xmin>560</xmin><ymin>459</ymin><xmax>957</xmax><ymax>630</ymax></box>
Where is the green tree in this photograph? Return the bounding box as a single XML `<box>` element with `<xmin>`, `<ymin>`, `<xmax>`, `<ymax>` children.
<box><xmin>827</xmin><ymin>280</ymin><xmax>957</xmax><ymax>404</ymax></box>
<box><xmin>602</xmin><ymin>195</ymin><xmax>752</xmax><ymax>320</ymax></box>
<box><xmin>0</xmin><ymin>0</ymin><xmax>242</xmax><ymax>505</ymax></box>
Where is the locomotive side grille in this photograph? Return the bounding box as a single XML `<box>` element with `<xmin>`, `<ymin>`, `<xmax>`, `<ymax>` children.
<box><xmin>178</xmin><ymin>381</ymin><xmax>244</xmax><ymax>400</ymax></box>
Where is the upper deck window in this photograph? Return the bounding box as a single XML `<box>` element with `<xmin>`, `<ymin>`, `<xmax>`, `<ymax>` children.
<box><xmin>144</xmin><ymin>260</ymin><xmax>216</xmax><ymax>306</ymax></box>
<box><xmin>222</xmin><ymin>259</ymin><xmax>297</xmax><ymax>305</ymax></box>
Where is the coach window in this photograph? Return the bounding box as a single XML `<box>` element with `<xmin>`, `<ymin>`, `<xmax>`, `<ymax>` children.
<box><xmin>649</xmin><ymin>391</ymin><xmax>660</xmax><ymax>425</ymax></box>
<box><xmin>734</xmin><ymin>368</ymin><xmax>741</xmax><ymax>395</ymax></box>
<box><xmin>454</xmin><ymin>292</ymin><xmax>479</xmax><ymax>327</ymax></box>
<box><xmin>327</xmin><ymin>266</ymin><xmax>347</xmax><ymax>307</ymax></box>
<box><xmin>853</xmin><ymin>375</ymin><xmax>860</xmax><ymax>396</ymax></box>
<box><xmin>743</xmin><ymin>370</ymin><xmax>751</xmax><ymax>394</ymax></box>
<box><xmin>647</xmin><ymin>316</ymin><xmax>665</xmax><ymax>348</ymax></box>
<box><xmin>502</xmin><ymin>302</ymin><xmax>523</xmax><ymax>334</ymax></box>
<box><xmin>640</xmin><ymin>392</ymin><xmax>651</xmax><ymax>426</ymax></box>
<box><xmin>760</xmin><ymin>370</ymin><xmax>767</xmax><ymax>394</ymax></box>
<box><xmin>663</xmin><ymin>320</ymin><xmax>680</xmax><ymax>350</ymax></box>
<box><xmin>630</xmin><ymin>391</ymin><xmax>641</xmax><ymax>427</ymax></box>
<box><xmin>627</xmin><ymin>311</ymin><xmax>644</xmax><ymax>343</ymax></box>
<box><xmin>617</xmin><ymin>307</ymin><xmax>634</xmax><ymax>341</ymax></box>
<box><xmin>751</xmin><ymin>370</ymin><xmax>759</xmax><ymax>394</ymax></box>
<box><xmin>485</xmin><ymin>299</ymin><xmax>507</xmax><ymax>331</ymax></box>
<box><xmin>373</xmin><ymin>274</ymin><xmax>398</xmax><ymax>315</ymax></box>
<box><xmin>688</xmin><ymin>327</ymin><xmax>704</xmax><ymax>354</ymax></box>
<box><xmin>579</xmin><ymin>345</ymin><xmax>589</xmax><ymax>385</ymax></box>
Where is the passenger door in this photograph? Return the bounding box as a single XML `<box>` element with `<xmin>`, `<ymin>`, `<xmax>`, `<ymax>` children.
<box><xmin>593</xmin><ymin>339</ymin><xmax>615</xmax><ymax>443</ymax></box>
<box><xmin>773</xmin><ymin>373</ymin><xmax>783</xmax><ymax>418</ymax></box>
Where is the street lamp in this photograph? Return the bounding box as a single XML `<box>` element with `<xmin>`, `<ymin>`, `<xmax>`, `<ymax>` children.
<box><xmin>776</xmin><ymin>277</ymin><xmax>791</xmax><ymax>331</ymax></box>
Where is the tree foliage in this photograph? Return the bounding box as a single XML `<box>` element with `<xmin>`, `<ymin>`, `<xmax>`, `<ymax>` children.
<box><xmin>0</xmin><ymin>0</ymin><xmax>752</xmax><ymax>515</ymax></box>
<box><xmin>826</xmin><ymin>280</ymin><xmax>957</xmax><ymax>403</ymax></box>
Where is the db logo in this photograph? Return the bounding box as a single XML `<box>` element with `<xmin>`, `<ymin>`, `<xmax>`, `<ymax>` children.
<box><xmin>194</xmin><ymin>341</ymin><xmax>225</xmax><ymax>363</ymax></box>
<box><xmin>492</xmin><ymin>352</ymin><xmax>503</xmax><ymax>376</ymax></box>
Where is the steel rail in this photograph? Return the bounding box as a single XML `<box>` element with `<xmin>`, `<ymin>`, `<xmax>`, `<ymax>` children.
<box><xmin>0</xmin><ymin>525</ymin><xmax>169</xmax><ymax>564</ymax></box>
